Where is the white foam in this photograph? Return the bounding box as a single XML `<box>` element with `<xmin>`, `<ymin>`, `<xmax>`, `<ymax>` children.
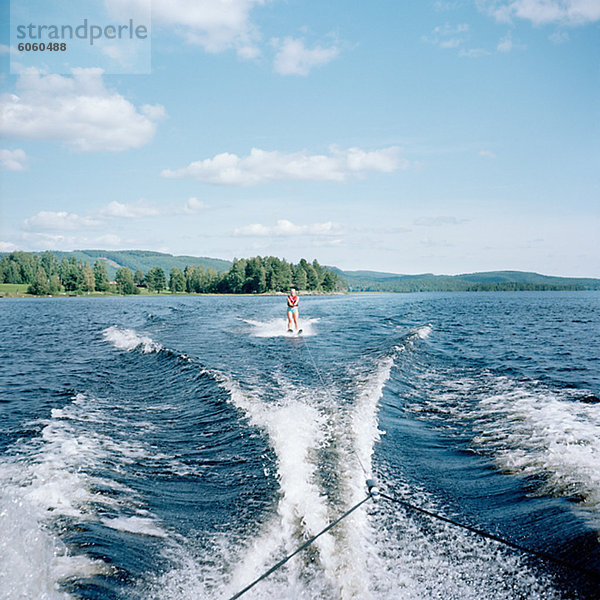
<box><xmin>240</xmin><ymin>317</ymin><xmax>319</xmax><ymax>337</ymax></box>
<box><xmin>365</xmin><ymin>487</ymin><xmax>559</xmax><ymax>600</ymax></box>
<box><xmin>408</xmin><ymin>371</ymin><xmax>600</xmax><ymax>525</ymax></box>
<box><xmin>210</xmin><ymin>354</ymin><xmax>399</xmax><ymax>598</ymax></box>
<box><xmin>472</xmin><ymin>382</ymin><xmax>600</xmax><ymax>514</ymax></box>
<box><xmin>22</xmin><ymin>421</ymin><xmax>110</xmax><ymax>518</ymax></box>
<box><xmin>0</xmin><ymin>485</ymin><xmax>109</xmax><ymax>600</ymax></box>
<box><xmin>317</xmin><ymin>356</ymin><xmax>395</xmax><ymax>598</ymax></box>
<box><xmin>415</xmin><ymin>324</ymin><xmax>432</xmax><ymax>339</ymax></box>
<box><xmin>350</xmin><ymin>356</ymin><xmax>394</xmax><ymax>476</ymax></box>
<box><xmin>102</xmin><ymin>516</ymin><xmax>168</xmax><ymax>538</ymax></box>
<box><xmin>0</xmin><ymin>392</ymin><xmax>167</xmax><ymax>598</ymax></box>
<box><xmin>102</xmin><ymin>325</ymin><xmax>162</xmax><ymax>353</ymax></box>
<box><xmin>220</xmin><ymin>379</ymin><xmax>336</xmax><ymax>587</ymax></box>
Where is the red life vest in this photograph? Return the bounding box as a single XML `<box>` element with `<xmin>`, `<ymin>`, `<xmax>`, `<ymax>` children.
<box><xmin>287</xmin><ymin>294</ymin><xmax>298</xmax><ymax>308</ymax></box>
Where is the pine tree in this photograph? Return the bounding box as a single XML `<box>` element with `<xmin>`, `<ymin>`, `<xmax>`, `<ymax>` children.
<box><xmin>305</xmin><ymin>264</ymin><xmax>319</xmax><ymax>291</ymax></box>
<box><xmin>244</xmin><ymin>257</ymin><xmax>266</xmax><ymax>293</ymax></box>
<box><xmin>224</xmin><ymin>259</ymin><xmax>246</xmax><ymax>293</ymax></box>
<box><xmin>93</xmin><ymin>260</ymin><xmax>110</xmax><ymax>292</ymax></box>
<box><xmin>322</xmin><ymin>269</ymin><xmax>337</xmax><ymax>292</ymax></box>
<box><xmin>184</xmin><ymin>264</ymin><xmax>200</xmax><ymax>292</ymax></box>
<box><xmin>312</xmin><ymin>259</ymin><xmax>324</xmax><ymax>288</ymax></box>
<box><xmin>27</xmin><ymin>269</ymin><xmax>50</xmax><ymax>295</ymax></box>
<box><xmin>169</xmin><ymin>267</ymin><xmax>186</xmax><ymax>292</ymax></box>
<box><xmin>274</xmin><ymin>260</ymin><xmax>293</xmax><ymax>291</ymax></box>
<box><xmin>146</xmin><ymin>267</ymin><xmax>166</xmax><ymax>292</ymax></box>
<box><xmin>49</xmin><ymin>274</ymin><xmax>61</xmax><ymax>294</ymax></box>
<box><xmin>60</xmin><ymin>257</ymin><xmax>82</xmax><ymax>291</ymax></box>
<box><xmin>81</xmin><ymin>263</ymin><xmax>95</xmax><ymax>292</ymax></box>
<box><xmin>294</xmin><ymin>265</ymin><xmax>307</xmax><ymax>290</ymax></box>
<box><xmin>115</xmin><ymin>267</ymin><xmax>138</xmax><ymax>294</ymax></box>
<box><xmin>40</xmin><ymin>251</ymin><xmax>59</xmax><ymax>278</ymax></box>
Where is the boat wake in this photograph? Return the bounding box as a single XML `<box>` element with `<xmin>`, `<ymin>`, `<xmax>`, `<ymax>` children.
<box><xmin>239</xmin><ymin>317</ymin><xmax>319</xmax><ymax>337</ymax></box>
<box><xmin>133</xmin><ymin>326</ymin><xmax>560</xmax><ymax>600</ymax></box>
<box><xmin>0</xmin><ymin>321</ymin><xmax>583</xmax><ymax>600</ymax></box>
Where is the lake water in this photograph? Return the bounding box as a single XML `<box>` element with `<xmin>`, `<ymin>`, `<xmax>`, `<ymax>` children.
<box><xmin>1</xmin><ymin>292</ymin><xmax>599</xmax><ymax>599</ymax></box>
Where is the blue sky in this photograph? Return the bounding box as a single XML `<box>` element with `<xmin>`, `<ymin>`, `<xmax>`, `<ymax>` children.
<box><xmin>1</xmin><ymin>0</ymin><xmax>598</xmax><ymax>276</ymax></box>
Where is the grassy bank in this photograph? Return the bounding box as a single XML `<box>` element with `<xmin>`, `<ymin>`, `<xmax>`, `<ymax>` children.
<box><xmin>0</xmin><ymin>286</ymin><xmax>344</xmax><ymax>299</ymax></box>
<box><xmin>0</xmin><ymin>283</ymin><xmax>30</xmax><ymax>297</ymax></box>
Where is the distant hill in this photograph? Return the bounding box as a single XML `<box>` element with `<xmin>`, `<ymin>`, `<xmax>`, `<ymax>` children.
<box><xmin>49</xmin><ymin>250</ymin><xmax>232</xmax><ymax>280</ymax></box>
<box><xmin>333</xmin><ymin>269</ymin><xmax>600</xmax><ymax>292</ymax></box>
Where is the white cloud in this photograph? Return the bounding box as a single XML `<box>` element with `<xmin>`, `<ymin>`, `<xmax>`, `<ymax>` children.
<box><xmin>234</xmin><ymin>223</ymin><xmax>270</xmax><ymax>236</ymax></box>
<box><xmin>0</xmin><ymin>148</ymin><xmax>27</xmax><ymax>171</ymax></box>
<box><xmin>479</xmin><ymin>149</ymin><xmax>497</xmax><ymax>158</ymax></box>
<box><xmin>479</xmin><ymin>0</ymin><xmax>600</xmax><ymax>25</ymax></box>
<box><xmin>272</xmin><ymin>37</ymin><xmax>339</xmax><ymax>75</ymax></box>
<box><xmin>313</xmin><ymin>237</ymin><xmax>344</xmax><ymax>247</ymax></box>
<box><xmin>0</xmin><ymin>44</ymin><xmax>10</xmax><ymax>54</ymax></box>
<box><xmin>184</xmin><ymin>197</ymin><xmax>208</xmax><ymax>213</ymax></box>
<box><xmin>19</xmin><ymin>198</ymin><xmax>202</xmax><ymax>244</ymax></box>
<box><xmin>92</xmin><ymin>234</ymin><xmax>123</xmax><ymax>246</ymax></box>
<box><xmin>425</xmin><ymin>22</ymin><xmax>515</xmax><ymax>56</ymax></box>
<box><xmin>424</xmin><ymin>23</ymin><xmax>498</xmax><ymax>57</ymax></box>
<box><xmin>423</xmin><ymin>23</ymin><xmax>470</xmax><ymax>49</ymax></box>
<box><xmin>102</xmin><ymin>197</ymin><xmax>208</xmax><ymax>217</ymax></box>
<box><xmin>0</xmin><ymin>241</ymin><xmax>18</xmax><ymax>251</ymax></box>
<box><xmin>98</xmin><ymin>40</ymin><xmax>148</xmax><ymax>68</ymax></box>
<box><xmin>102</xmin><ymin>200</ymin><xmax>161</xmax><ymax>218</ymax></box>
<box><xmin>106</xmin><ymin>0</ymin><xmax>264</xmax><ymax>57</ymax></box>
<box><xmin>234</xmin><ymin>219</ymin><xmax>342</xmax><ymax>236</ymax></box>
<box><xmin>22</xmin><ymin>211</ymin><xmax>101</xmax><ymax>231</ymax></box>
<box><xmin>0</xmin><ymin>68</ymin><xmax>166</xmax><ymax>152</ymax></box>
<box><xmin>162</xmin><ymin>145</ymin><xmax>410</xmax><ymax>185</ymax></box>
<box><xmin>140</xmin><ymin>104</ymin><xmax>168</xmax><ymax>120</ymax></box>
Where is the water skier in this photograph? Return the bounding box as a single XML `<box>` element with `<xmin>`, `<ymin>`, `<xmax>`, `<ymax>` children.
<box><xmin>286</xmin><ymin>287</ymin><xmax>299</xmax><ymax>332</ymax></box>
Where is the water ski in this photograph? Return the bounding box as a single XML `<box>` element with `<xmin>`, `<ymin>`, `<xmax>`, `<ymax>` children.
<box><xmin>297</xmin><ymin>329</ymin><xmax>303</xmax><ymax>335</ymax></box>
<box><xmin>287</xmin><ymin>328</ymin><xmax>293</xmax><ymax>333</ymax></box>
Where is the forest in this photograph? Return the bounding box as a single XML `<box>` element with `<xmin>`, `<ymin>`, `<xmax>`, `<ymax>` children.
<box><xmin>2</xmin><ymin>250</ymin><xmax>596</xmax><ymax>297</ymax></box>
<box><xmin>0</xmin><ymin>251</ymin><xmax>342</xmax><ymax>296</ymax></box>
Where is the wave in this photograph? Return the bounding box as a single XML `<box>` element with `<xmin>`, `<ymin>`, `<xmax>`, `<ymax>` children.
<box><xmin>146</xmin><ymin>323</ymin><xmax>525</xmax><ymax>599</ymax></box>
<box><xmin>140</xmin><ymin>343</ymin><xmax>560</xmax><ymax>599</ymax></box>
<box><xmin>0</xmin><ymin>487</ymin><xmax>107</xmax><ymax>600</ymax></box>
<box><xmin>103</xmin><ymin>325</ymin><xmax>163</xmax><ymax>353</ymax></box>
<box><xmin>0</xmin><ymin>392</ymin><xmax>169</xmax><ymax>598</ymax></box>
<box><xmin>27</xmin><ymin>320</ymin><xmax>566</xmax><ymax>599</ymax></box>
<box><xmin>406</xmin><ymin>371</ymin><xmax>600</xmax><ymax>525</ymax></box>
<box><xmin>414</xmin><ymin>324</ymin><xmax>433</xmax><ymax>340</ymax></box>
<box><xmin>134</xmin><ymin>339</ymin><xmax>397</xmax><ymax>600</ymax></box>
<box><xmin>472</xmin><ymin>380</ymin><xmax>600</xmax><ymax>513</ymax></box>
<box><xmin>102</xmin><ymin>516</ymin><xmax>168</xmax><ymax>538</ymax></box>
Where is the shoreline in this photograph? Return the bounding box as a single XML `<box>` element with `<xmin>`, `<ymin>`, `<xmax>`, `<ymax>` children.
<box><xmin>1</xmin><ymin>289</ymin><xmax>596</xmax><ymax>299</ymax></box>
<box><xmin>0</xmin><ymin>290</ymin><xmax>348</xmax><ymax>299</ymax></box>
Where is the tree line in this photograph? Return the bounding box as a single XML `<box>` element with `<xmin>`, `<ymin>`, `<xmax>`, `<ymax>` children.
<box><xmin>344</xmin><ymin>277</ymin><xmax>587</xmax><ymax>293</ymax></box>
<box><xmin>0</xmin><ymin>251</ymin><xmax>342</xmax><ymax>295</ymax></box>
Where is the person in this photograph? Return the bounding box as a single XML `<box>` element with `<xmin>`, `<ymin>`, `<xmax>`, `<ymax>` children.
<box><xmin>286</xmin><ymin>287</ymin><xmax>299</xmax><ymax>331</ymax></box>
